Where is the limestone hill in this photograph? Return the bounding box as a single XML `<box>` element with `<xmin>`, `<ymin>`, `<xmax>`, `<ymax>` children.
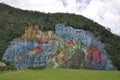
<box><xmin>0</xmin><ymin>3</ymin><xmax>120</xmax><ymax>70</ymax></box>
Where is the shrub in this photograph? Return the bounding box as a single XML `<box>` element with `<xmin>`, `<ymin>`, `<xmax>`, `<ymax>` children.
<box><xmin>27</xmin><ymin>66</ymin><xmax>46</xmax><ymax>70</ymax></box>
<box><xmin>0</xmin><ymin>65</ymin><xmax>17</xmax><ymax>71</ymax></box>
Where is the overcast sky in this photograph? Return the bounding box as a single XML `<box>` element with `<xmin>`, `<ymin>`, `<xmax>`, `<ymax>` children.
<box><xmin>0</xmin><ymin>0</ymin><xmax>120</xmax><ymax>35</ymax></box>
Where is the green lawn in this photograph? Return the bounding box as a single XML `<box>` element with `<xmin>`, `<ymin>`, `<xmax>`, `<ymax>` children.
<box><xmin>0</xmin><ymin>68</ymin><xmax>120</xmax><ymax>80</ymax></box>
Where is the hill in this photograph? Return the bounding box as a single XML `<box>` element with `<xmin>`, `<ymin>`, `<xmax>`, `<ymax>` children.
<box><xmin>0</xmin><ymin>3</ymin><xmax>120</xmax><ymax>70</ymax></box>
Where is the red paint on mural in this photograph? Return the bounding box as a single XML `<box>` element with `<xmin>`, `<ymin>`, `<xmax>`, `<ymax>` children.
<box><xmin>32</xmin><ymin>44</ymin><xmax>43</xmax><ymax>53</ymax></box>
<box><xmin>86</xmin><ymin>46</ymin><xmax>92</xmax><ymax>59</ymax></box>
<box><xmin>86</xmin><ymin>45</ymin><xmax>104</xmax><ymax>65</ymax></box>
<box><xmin>67</xmin><ymin>40</ymin><xmax>75</xmax><ymax>46</ymax></box>
<box><xmin>93</xmin><ymin>45</ymin><xmax>99</xmax><ymax>62</ymax></box>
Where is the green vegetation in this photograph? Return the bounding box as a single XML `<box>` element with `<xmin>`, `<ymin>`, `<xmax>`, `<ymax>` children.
<box><xmin>27</xmin><ymin>66</ymin><xmax>46</xmax><ymax>70</ymax></box>
<box><xmin>0</xmin><ymin>3</ymin><xmax>120</xmax><ymax>70</ymax></box>
<box><xmin>0</xmin><ymin>68</ymin><xmax>120</xmax><ymax>80</ymax></box>
<box><xmin>0</xmin><ymin>59</ymin><xmax>10</xmax><ymax>65</ymax></box>
<box><xmin>0</xmin><ymin>60</ymin><xmax>17</xmax><ymax>71</ymax></box>
<box><xmin>0</xmin><ymin>65</ymin><xmax>17</xmax><ymax>71</ymax></box>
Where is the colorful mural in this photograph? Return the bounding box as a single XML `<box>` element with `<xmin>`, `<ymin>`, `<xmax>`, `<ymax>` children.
<box><xmin>86</xmin><ymin>45</ymin><xmax>104</xmax><ymax>66</ymax></box>
<box><xmin>2</xmin><ymin>23</ymin><xmax>113</xmax><ymax>70</ymax></box>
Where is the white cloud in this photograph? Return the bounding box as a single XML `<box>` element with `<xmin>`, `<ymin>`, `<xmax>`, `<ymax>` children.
<box><xmin>0</xmin><ymin>0</ymin><xmax>120</xmax><ymax>35</ymax></box>
<box><xmin>0</xmin><ymin>0</ymin><xmax>66</xmax><ymax>12</ymax></box>
<box><xmin>80</xmin><ymin>0</ymin><xmax>120</xmax><ymax>35</ymax></box>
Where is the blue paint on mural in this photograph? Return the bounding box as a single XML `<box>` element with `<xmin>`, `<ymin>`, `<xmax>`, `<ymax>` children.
<box><xmin>2</xmin><ymin>23</ymin><xmax>113</xmax><ymax>70</ymax></box>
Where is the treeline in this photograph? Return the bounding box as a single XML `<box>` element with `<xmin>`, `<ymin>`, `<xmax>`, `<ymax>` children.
<box><xmin>0</xmin><ymin>3</ymin><xmax>120</xmax><ymax>70</ymax></box>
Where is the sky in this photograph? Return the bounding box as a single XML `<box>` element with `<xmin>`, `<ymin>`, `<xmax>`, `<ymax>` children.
<box><xmin>0</xmin><ymin>0</ymin><xmax>120</xmax><ymax>36</ymax></box>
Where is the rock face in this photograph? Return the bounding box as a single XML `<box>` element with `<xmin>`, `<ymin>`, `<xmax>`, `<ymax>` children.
<box><xmin>3</xmin><ymin>23</ymin><xmax>113</xmax><ymax>70</ymax></box>
<box><xmin>62</xmin><ymin>49</ymin><xmax>85</xmax><ymax>69</ymax></box>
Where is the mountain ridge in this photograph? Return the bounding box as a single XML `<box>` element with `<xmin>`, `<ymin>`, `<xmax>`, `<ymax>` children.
<box><xmin>0</xmin><ymin>3</ymin><xmax>120</xmax><ymax>70</ymax></box>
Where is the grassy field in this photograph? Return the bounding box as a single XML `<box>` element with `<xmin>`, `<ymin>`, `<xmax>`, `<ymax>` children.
<box><xmin>0</xmin><ymin>68</ymin><xmax>120</xmax><ymax>80</ymax></box>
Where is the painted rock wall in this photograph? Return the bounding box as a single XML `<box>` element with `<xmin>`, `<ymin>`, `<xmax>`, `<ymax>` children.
<box><xmin>2</xmin><ymin>24</ymin><xmax>113</xmax><ymax>70</ymax></box>
<box><xmin>55</xmin><ymin>23</ymin><xmax>113</xmax><ymax>70</ymax></box>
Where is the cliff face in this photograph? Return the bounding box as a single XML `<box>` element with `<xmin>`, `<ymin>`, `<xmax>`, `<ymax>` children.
<box><xmin>2</xmin><ymin>23</ymin><xmax>113</xmax><ymax>70</ymax></box>
<box><xmin>55</xmin><ymin>24</ymin><xmax>113</xmax><ymax>70</ymax></box>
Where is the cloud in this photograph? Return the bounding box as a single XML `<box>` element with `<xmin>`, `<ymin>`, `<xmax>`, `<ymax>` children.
<box><xmin>0</xmin><ymin>0</ymin><xmax>66</xmax><ymax>12</ymax></box>
<box><xmin>0</xmin><ymin>0</ymin><xmax>120</xmax><ymax>35</ymax></box>
<box><xmin>80</xmin><ymin>0</ymin><xmax>120</xmax><ymax>35</ymax></box>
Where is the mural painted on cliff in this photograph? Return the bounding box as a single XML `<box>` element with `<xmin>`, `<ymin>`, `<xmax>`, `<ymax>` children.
<box><xmin>3</xmin><ymin>24</ymin><xmax>113</xmax><ymax>70</ymax></box>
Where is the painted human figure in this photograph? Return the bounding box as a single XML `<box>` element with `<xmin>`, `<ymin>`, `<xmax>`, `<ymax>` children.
<box><xmin>99</xmin><ymin>52</ymin><xmax>103</xmax><ymax>65</ymax></box>
<box><xmin>86</xmin><ymin>46</ymin><xmax>92</xmax><ymax>60</ymax></box>
<box><xmin>93</xmin><ymin>45</ymin><xmax>99</xmax><ymax>65</ymax></box>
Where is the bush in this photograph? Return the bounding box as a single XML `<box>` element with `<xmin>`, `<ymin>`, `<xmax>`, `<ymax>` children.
<box><xmin>0</xmin><ymin>59</ymin><xmax>17</xmax><ymax>71</ymax></box>
<box><xmin>0</xmin><ymin>65</ymin><xmax>17</xmax><ymax>71</ymax></box>
<box><xmin>0</xmin><ymin>59</ymin><xmax>10</xmax><ymax>65</ymax></box>
<box><xmin>27</xmin><ymin>66</ymin><xmax>46</xmax><ymax>70</ymax></box>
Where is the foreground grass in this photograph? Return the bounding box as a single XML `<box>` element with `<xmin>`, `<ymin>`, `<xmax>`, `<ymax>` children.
<box><xmin>0</xmin><ymin>68</ymin><xmax>120</xmax><ymax>80</ymax></box>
